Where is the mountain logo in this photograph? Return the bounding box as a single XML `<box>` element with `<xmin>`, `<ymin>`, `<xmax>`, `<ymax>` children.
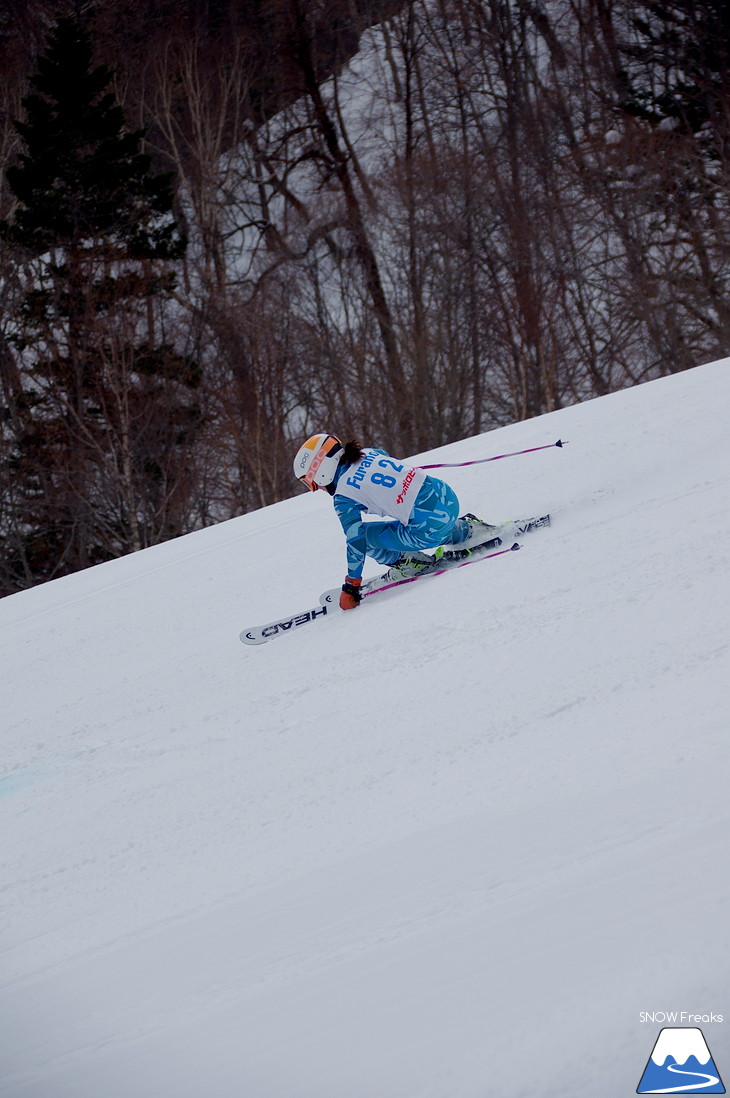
<box><xmin>637</xmin><ymin>1027</ymin><xmax>725</xmax><ymax>1093</ymax></box>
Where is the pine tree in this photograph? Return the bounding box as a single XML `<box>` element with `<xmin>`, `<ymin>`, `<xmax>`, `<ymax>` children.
<box><xmin>618</xmin><ymin>0</ymin><xmax>730</xmax><ymax>207</ymax></box>
<box><xmin>0</xmin><ymin>14</ymin><xmax>198</xmax><ymax>588</ymax></box>
<box><xmin>621</xmin><ymin>1</ymin><xmax>730</xmax><ymax>143</ymax></box>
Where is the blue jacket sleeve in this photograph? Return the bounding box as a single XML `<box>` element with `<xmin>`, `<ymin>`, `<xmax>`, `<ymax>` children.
<box><xmin>333</xmin><ymin>494</ymin><xmax>368</xmax><ymax>579</ymax></box>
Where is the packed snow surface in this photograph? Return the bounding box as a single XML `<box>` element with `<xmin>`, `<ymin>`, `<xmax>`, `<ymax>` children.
<box><xmin>1</xmin><ymin>360</ymin><xmax>729</xmax><ymax>1097</ymax></box>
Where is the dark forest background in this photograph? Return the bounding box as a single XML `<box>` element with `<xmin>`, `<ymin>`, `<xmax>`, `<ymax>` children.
<box><xmin>2</xmin><ymin>0</ymin><xmax>729</xmax><ymax>593</ymax></box>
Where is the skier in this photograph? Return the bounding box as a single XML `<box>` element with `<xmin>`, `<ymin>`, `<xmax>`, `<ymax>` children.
<box><xmin>293</xmin><ymin>433</ymin><xmax>492</xmax><ymax>610</ymax></box>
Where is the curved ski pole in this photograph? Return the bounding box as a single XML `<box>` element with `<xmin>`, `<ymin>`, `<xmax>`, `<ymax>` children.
<box><xmin>419</xmin><ymin>440</ymin><xmax>565</xmax><ymax>470</ymax></box>
<box><xmin>363</xmin><ymin>542</ymin><xmax>521</xmax><ymax>598</ymax></box>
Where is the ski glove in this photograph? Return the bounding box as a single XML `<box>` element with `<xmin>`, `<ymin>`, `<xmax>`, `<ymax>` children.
<box><xmin>340</xmin><ymin>577</ymin><xmax>362</xmax><ymax>610</ymax></box>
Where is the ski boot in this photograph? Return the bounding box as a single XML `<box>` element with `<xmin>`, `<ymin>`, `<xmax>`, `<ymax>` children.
<box><xmin>385</xmin><ymin>551</ymin><xmax>435</xmax><ymax>580</ymax></box>
<box><xmin>457</xmin><ymin>513</ymin><xmax>499</xmax><ymax>548</ymax></box>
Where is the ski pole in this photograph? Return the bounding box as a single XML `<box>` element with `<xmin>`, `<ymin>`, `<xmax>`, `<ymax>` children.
<box><xmin>418</xmin><ymin>439</ymin><xmax>565</xmax><ymax>470</ymax></box>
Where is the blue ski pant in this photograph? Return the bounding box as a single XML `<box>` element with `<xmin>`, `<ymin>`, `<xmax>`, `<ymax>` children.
<box><xmin>364</xmin><ymin>477</ymin><xmax>470</xmax><ymax>565</ymax></box>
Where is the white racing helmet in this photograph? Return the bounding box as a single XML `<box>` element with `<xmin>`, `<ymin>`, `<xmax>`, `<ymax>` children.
<box><xmin>293</xmin><ymin>433</ymin><xmax>344</xmax><ymax>491</ymax></box>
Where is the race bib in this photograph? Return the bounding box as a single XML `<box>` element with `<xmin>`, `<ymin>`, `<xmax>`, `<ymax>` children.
<box><xmin>335</xmin><ymin>449</ymin><xmax>426</xmax><ymax>521</ymax></box>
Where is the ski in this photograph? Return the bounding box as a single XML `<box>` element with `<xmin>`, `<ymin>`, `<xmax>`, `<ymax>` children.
<box><xmin>485</xmin><ymin>513</ymin><xmax>551</xmax><ymax>540</ymax></box>
<box><xmin>241</xmin><ymin>514</ymin><xmax>549</xmax><ymax>645</ymax></box>
<box><xmin>319</xmin><ymin>540</ymin><xmax>521</xmax><ymax>607</ymax></box>
<box><xmin>240</xmin><ymin>604</ymin><xmax>330</xmax><ymax>646</ymax></box>
<box><xmin>319</xmin><ymin>513</ymin><xmax>550</xmax><ymax>605</ymax></box>
<box><xmin>241</xmin><ymin>540</ymin><xmax>513</xmax><ymax>645</ymax></box>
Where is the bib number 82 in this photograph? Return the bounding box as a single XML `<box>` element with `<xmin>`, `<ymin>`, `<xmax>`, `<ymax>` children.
<box><xmin>371</xmin><ymin>458</ymin><xmax>404</xmax><ymax>489</ymax></box>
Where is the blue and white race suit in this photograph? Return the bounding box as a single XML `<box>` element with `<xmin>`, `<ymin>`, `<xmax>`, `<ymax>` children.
<box><xmin>331</xmin><ymin>448</ymin><xmax>470</xmax><ymax>579</ymax></box>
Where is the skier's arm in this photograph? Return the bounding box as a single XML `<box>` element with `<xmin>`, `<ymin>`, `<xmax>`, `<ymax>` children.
<box><xmin>333</xmin><ymin>494</ymin><xmax>368</xmax><ymax>580</ymax></box>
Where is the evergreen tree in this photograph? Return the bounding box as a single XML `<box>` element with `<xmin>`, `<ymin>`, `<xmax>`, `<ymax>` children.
<box><xmin>0</xmin><ymin>14</ymin><xmax>198</xmax><ymax>588</ymax></box>
<box><xmin>621</xmin><ymin>0</ymin><xmax>730</xmax><ymax>147</ymax></box>
<box><xmin>618</xmin><ymin>0</ymin><xmax>730</xmax><ymax>211</ymax></box>
<box><xmin>601</xmin><ymin>0</ymin><xmax>730</xmax><ymax>374</ymax></box>
<box><xmin>5</xmin><ymin>16</ymin><xmax>183</xmax><ymax>258</ymax></box>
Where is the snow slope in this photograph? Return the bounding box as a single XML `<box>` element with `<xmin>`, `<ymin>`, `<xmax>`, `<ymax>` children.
<box><xmin>1</xmin><ymin>360</ymin><xmax>729</xmax><ymax>1098</ymax></box>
